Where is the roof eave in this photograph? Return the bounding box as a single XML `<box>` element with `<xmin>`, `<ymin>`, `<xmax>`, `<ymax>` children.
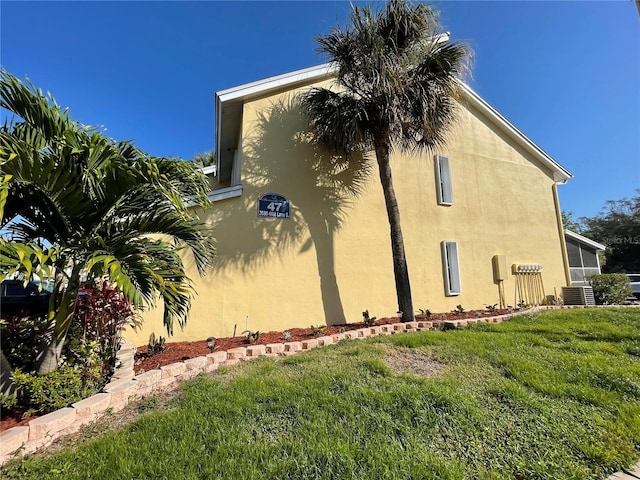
<box><xmin>565</xmin><ymin>229</ymin><xmax>607</xmax><ymax>251</ymax></box>
<box><xmin>214</xmin><ymin>63</ymin><xmax>574</xmax><ymax>184</ymax></box>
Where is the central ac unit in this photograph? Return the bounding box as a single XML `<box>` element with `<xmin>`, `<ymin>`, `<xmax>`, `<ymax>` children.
<box><xmin>562</xmin><ymin>286</ymin><xmax>595</xmax><ymax>306</ymax></box>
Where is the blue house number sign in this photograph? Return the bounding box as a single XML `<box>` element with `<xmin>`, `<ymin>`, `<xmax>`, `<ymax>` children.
<box><xmin>257</xmin><ymin>193</ymin><xmax>290</xmax><ymax>219</ymax></box>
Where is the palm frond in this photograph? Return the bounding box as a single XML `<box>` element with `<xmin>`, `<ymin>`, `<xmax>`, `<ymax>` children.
<box><xmin>0</xmin><ymin>70</ymin><xmax>75</xmax><ymax>143</ymax></box>
<box><xmin>300</xmin><ymin>88</ymin><xmax>373</xmax><ymax>154</ymax></box>
<box><xmin>304</xmin><ymin>0</ymin><xmax>471</xmax><ymax>155</ymax></box>
<box><xmin>0</xmin><ymin>71</ymin><xmax>217</xmax><ymax>339</ymax></box>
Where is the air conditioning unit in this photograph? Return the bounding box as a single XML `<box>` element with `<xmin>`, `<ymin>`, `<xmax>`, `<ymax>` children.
<box><xmin>562</xmin><ymin>286</ymin><xmax>595</xmax><ymax>306</ymax></box>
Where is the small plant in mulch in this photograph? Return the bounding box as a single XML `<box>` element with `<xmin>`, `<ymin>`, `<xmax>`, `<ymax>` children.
<box><xmin>241</xmin><ymin>330</ymin><xmax>261</xmax><ymax>344</ymax></box>
<box><xmin>417</xmin><ymin>308</ymin><xmax>432</xmax><ymax>318</ymax></box>
<box><xmin>453</xmin><ymin>304</ymin><xmax>465</xmax><ymax>316</ymax></box>
<box><xmin>362</xmin><ymin>310</ymin><xmax>377</xmax><ymax>326</ymax></box>
<box><xmin>206</xmin><ymin>337</ymin><xmax>217</xmax><ymax>353</ymax></box>
<box><xmin>283</xmin><ymin>331</ymin><xmax>292</xmax><ymax>341</ymax></box>
<box><xmin>310</xmin><ymin>325</ymin><xmax>327</xmax><ymax>336</ymax></box>
<box><xmin>147</xmin><ymin>333</ymin><xmax>166</xmax><ymax>356</ymax></box>
<box><xmin>485</xmin><ymin>304</ymin><xmax>498</xmax><ymax>313</ymax></box>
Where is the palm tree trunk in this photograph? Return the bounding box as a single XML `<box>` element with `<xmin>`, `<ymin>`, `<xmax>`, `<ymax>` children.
<box><xmin>0</xmin><ymin>349</ymin><xmax>16</xmax><ymax>397</ymax></box>
<box><xmin>374</xmin><ymin>140</ymin><xmax>414</xmax><ymax>323</ymax></box>
<box><xmin>34</xmin><ymin>326</ymin><xmax>66</xmax><ymax>376</ymax></box>
<box><xmin>35</xmin><ymin>264</ymin><xmax>82</xmax><ymax>375</ymax></box>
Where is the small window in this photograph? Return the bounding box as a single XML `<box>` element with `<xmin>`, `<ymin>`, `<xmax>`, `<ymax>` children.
<box><xmin>442</xmin><ymin>241</ymin><xmax>461</xmax><ymax>296</ymax></box>
<box><xmin>435</xmin><ymin>155</ymin><xmax>453</xmax><ymax>205</ymax></box>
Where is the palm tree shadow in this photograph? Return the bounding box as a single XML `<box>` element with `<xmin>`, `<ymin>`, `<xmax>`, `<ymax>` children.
<box><xmin>210</xmin><ymin>98</ymin><xmax>371</xmax><ymax>325</ymax></box>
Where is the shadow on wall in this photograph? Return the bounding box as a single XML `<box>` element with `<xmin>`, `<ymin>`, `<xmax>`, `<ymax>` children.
<box><xmin>209</xmin><ymin>98</ymin><xmax>372</xmax><ymax>325</ymax></box>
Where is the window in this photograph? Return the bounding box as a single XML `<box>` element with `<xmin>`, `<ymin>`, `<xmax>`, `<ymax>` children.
<box><xmin>435</xmin><ymin>155</ymin><xmax>453</xmax><ymax>205</ymax></box>
<box><xmin>566</xmin><ymin>237</ymin><xmax>601</xmax><ymax>285</ymax></box>
<box><xmin>442</xmin><ymin>241</ymin><xmax>461</xmax><ymax>296</ymax></box>
<box><xmin>566</xmin><ymin>239</ymin><xmax>582</xmax><ymax>266</ymax></box>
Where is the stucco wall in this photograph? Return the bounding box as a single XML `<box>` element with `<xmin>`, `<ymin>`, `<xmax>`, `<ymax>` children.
<box><xmin>127</xmin><ymin>81</ymin><xmax>568</xmax><ymax>345</ymax></box>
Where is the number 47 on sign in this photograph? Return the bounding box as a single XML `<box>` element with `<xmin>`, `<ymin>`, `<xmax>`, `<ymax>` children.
<box><xmin>257</xmin><ymin>193</ymin><xmax>291</xmax><ymax>219</ymax></box>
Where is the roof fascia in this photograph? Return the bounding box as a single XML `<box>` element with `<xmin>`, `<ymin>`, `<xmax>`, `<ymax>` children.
<box><xmin>565</xmin><ymin>229</ymin><xmax>606</xmax><ymax>250</ymax></box>
<box><xmin>217</xmin><ymin>63</ymin><xmax>336</xmax><ymax>103</ymax></box>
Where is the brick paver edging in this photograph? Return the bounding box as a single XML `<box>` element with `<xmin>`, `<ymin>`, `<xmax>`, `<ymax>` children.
<box><xmin>2</xmin><ymin>305</ymin><xmax>639</xmax><ymax>466</ymax></box>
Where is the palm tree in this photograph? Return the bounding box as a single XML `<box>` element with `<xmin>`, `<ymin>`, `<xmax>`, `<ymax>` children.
<box><xmin>0</xmin><ymin>71</ymin><xmax>216</xmax><ymax>374</ymax></box>
<box><xmin>301</xmin><ymin>0</ymin><xmax>470</xmax><ymax>322</ymax></box>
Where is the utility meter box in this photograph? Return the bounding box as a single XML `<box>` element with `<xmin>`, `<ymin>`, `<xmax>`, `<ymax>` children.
<box><xmin>492</xmin><ymin>255</ymin><xmax>507</xmax><ymax>281</ymax></box>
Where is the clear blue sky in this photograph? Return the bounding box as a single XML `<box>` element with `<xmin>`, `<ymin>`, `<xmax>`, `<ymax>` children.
<box><xmin>1</xmin><ymin>1</ymin><xmax>638</xmax><ymax>219</ymax></box>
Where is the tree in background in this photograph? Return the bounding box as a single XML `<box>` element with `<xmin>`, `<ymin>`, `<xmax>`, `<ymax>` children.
<box><xmin>580</xmin><ymin>190</ymin><xmax>640</xmax><ymax>273</ymax></box>
<box><xmin>0</xmin><ymin>71</ymin><xmax>216</xmax><ymax>374</ymax></box>
<box><xmin>192</xmin><ymin>150</ymin><xmax>216</xmax><ymax>168</ymax></box>
<box><xmin>301</xmin><ymin>0</ymin><xmax>470</xmax><ymax>322</ymax></box>
<box><xmin>561</xmin><ymin>211</ymin><xmax>583</xmax><ymax>233</ymax></box>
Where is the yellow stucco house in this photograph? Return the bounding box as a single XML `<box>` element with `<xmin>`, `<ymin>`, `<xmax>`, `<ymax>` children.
<box><xmin>129</xmin><ymin>63</ymin><xmax>574</xmax><ymax>345</ymax></box>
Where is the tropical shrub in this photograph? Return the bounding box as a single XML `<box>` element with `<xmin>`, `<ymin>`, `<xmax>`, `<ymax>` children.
<box><xmin>587</xmin><ymin>273</ymin><xmax>632</xmax><ymax>304</ymax></box>
<box><xmin>2</xmin><ymin>283</ymin><xmax>140</xmax><ymax>414</ymax></box>
<box><xmin>0</xmin><ymin>71</ymin><xmax>216</xmax><ymax>374</ymax></box>
<box><xmin>74</xmin><ymin>281</ymin><xmax>142</xmax><ymax>370</ymax></box>
<box><xmin>11</xmin><ymin>362</ymin><xmax>102</xmax><ymax>415</ymax></box>
<box><xmin>10</xmin><ymin>329</ymin><xmax>106</xmax><ymax>414</ymax></box>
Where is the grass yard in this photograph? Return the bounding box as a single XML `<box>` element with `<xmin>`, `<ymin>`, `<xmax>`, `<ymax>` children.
<box><xmin>2</xmin><ymin>308</ymin><xmax>639</xmax><ymax>479</ymax></box>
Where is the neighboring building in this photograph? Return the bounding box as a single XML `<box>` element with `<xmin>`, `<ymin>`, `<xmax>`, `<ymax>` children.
<box><xmin>564</xmin><ymin>230</ymin><xmax>606</xmax><ymax>286</ymax></box>
<box><xmin>128</xmin><ymin>64</ymin><xmax>574</xmax><ymax>345</ymax></box>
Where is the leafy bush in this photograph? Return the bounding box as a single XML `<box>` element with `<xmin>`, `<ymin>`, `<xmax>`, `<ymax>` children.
<box><xmin>2</xmin><ymin>282</ymin><xmax>140</xmax><ymax>376</ymax></box>
<box><xmin>11</xmin><ymin>361</ymin><xmax>103</xmax><ymax>414</ymax></box>
<box><xmin>0</xmin><ymin>392</ymin><xmax>18</xmax><ymax>410</ymax></box>
<box><xmin>587</xmin><ymin>273</ymin><xmax>633</xmax><ymax>305</ymax></box>
<box><xmin>2</xmin><ymin>282</ymin><xmax>140</xmax><ymax>415</ymax></box>
<box><xmin>0</xmin><ymin>315</ymin><xmax>50</xmax><ymax>373</ymax></box>
<box><xmin>10</xmin><ymin>333</ymin><xmax>107</xmax><ymax>414</ymax></box>
<box><xmin>8</xmin><ymin>331</ymin><xmax>106</xmax><ymax>415</ymax></box>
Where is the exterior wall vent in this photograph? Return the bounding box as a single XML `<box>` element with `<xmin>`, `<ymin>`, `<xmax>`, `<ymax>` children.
<box><xmin>561</xmin><ymin>286</ymin><xmax>595</xmax><ymax>306</ymax></box>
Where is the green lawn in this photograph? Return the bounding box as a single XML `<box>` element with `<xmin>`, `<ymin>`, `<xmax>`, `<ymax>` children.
<box><xmin>3</xmin><ymin>308</ymin><xmax>639</xmax><ymax>479</ymax></box>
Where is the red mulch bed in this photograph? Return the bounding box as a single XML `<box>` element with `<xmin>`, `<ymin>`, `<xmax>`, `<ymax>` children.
<box><xmin>133</xmin><ymin>317</ymin><xmax>401</xmax><ymax>374</ymax></box>
<box><xmin>0</xmin><ymin>405</ymin><xmax>36</xmax><ymax>433</ymax></box>
<box><xmin>133</xmin><ymin>309</ymin><xmax>512</xmax><ymax>374</ymax></box>
<box><xmin>0</xmin><ymin>308</ymin><xmax>513</xmax><ymax>433</ymax></box>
